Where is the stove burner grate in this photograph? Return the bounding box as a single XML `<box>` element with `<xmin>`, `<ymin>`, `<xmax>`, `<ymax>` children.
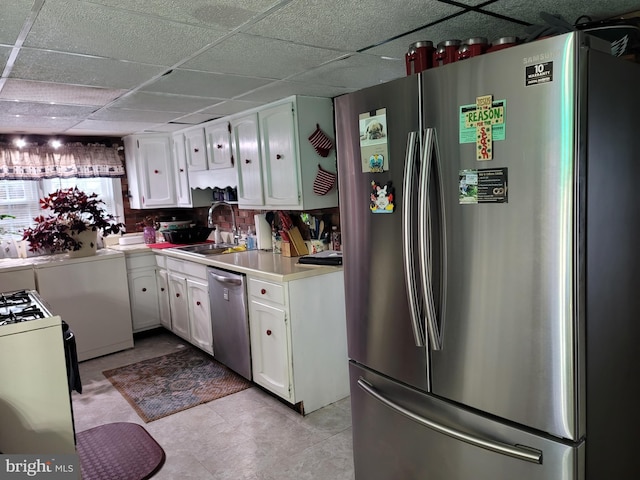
<box><xmin>0</xmin><ymin>304</ymin><xmax>46</xmax><ymax>325</ymax></box>
<box><xmin>0</xmin><ymin>290</ymin><xmax>31</xmax><ymax>308</ymax></box>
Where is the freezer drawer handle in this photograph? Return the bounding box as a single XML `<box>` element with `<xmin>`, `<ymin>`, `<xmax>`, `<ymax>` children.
<box><xmin>210</xmin><ymin>273</ymin><xmax>242</xmax><ymax>286</ymax></box>
<box><xmin>402</xmin><ymin>130</ymin><xmax>426</xmax><ymax>347</ymax></box>
<box><xmin>357</xmin><ymin>378</ymin><xmax>542</xmax><ymax>465</ymax></box>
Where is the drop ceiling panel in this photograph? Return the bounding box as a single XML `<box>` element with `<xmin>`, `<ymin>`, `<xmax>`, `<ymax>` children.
<box><xmin>89</xmin><ymin>108</ymin><xmax>185</xmax><ymax>123</ymax></box>
<box><xmin>481</xmin><ymin>0</ymin><xmax>640</xmax><ymax>25</ymax></box>
<box><xmin>245</xmin><ymin>0</ymin><xmax>462</xmax><ymax>51</ymax></box>
<box><xmin>108</xmin><ymin>91</ymin><xmax>222</xmax><ymax>113</ymax></box>
<box><xmin>168</xmin><ymin>113</ymin><xmax>219</xmax><ymax>125</ymax></box>
<box><xmin>0</xmin><ymin>0</ymin><xmax>33</xmax><ymax>44</ymax></box>
<box><xmin>182</xmin><ymin>34</ymin><xmax>347</xmax><ymax>78</ymax></box>
<box><xmin>0</xmin><ymin>79</ymin><xmax>126</xmax><ymax>106</ymax></box>
<box><xmin>140</xmin><ymin>69</ymin><xmax>273</xmax><ymax>98</ymax></box>
<box><xmin>199</xmin><ymin>99</ymin><xmax>266</xmax><ymax>116</ymax></box>
<box><xmin>0</xmin><ymin>115</ymin><xmax>82</xmax><ymax>133</ymax></box>
<box><xmin>10</xmin><ymin>49</ymin><xmax>167</xmax><ymax>89</ymax></box>
<box><xmin>0</xmin><ymin>100</ymin><xmax>96</xmax><ymax>118</ymax></box>
<box><xmin>144</xmin><ymin>123</ymin><xmax>193</xmax><ymax>133</ymax></box>
<box><xmin>235</xmin><ymin>80</ymin><xmax>355</xmax><ymax>104</ymax></box>
<box><xmin>288</xmin><ymin>53</ymin><xmax>405</xmax><ymax>90</ymax></box>
<box><xmin>86</xmin><ymin>0</ymin><xmax>285</xmax><ymax>30</ymax></box>
<box><xmin>24</xmin><ymin>0</ymin><xmax>228</xmax><ymax>66</ymax></box>
<box><xmin>366</xmin><ymin>11</ymin><xmax>531</xmax><ymax>59</ymax></box>
<box><xmin>66</xmin><ymin>119</ymin><xmax>162</xmax><ymax>136</ymax></box>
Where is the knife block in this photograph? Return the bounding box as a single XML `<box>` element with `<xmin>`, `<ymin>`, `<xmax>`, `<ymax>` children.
<box><xmin>281</xmin><ymin>242</ymin><xmax>296</xmax><ymax>257</ymax></box>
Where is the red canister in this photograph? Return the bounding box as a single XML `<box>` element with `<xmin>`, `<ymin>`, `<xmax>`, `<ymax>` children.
<box><xmin>457</xmin><ymin>37</ymin><xmax>488</xmax><ymax>60</ymax></box>
<box><xmin>405</xmin><ymin>41</ymin><xmax>435</xmax><ymax>75</ymax></box>
<box><xmin>487</xmin><ymin>36</ymin><xmax>519</xmax><ymax>53</ymax></box>
<box><xmin>434</xmin><ymin>39</ymin><xmax>461</xmax><ymax>66</ymax></box>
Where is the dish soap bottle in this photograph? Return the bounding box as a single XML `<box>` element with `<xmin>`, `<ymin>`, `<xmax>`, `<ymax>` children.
<box><xmin>246</xmin><ymin>226</ymin><xmax>256</xmax><ymax>250</ymax></box>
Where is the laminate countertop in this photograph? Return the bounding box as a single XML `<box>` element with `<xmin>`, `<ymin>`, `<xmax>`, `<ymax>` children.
<box><xmin>108</xmin><ymin>244</ymin><xmax>342</xmax><ymax>283</ymax></box>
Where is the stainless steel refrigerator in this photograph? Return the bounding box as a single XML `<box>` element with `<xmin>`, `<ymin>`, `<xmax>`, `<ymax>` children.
<box><xmin>335</xmin><ymin>31</ymin><xmax>640</xmax><ymax>480</ymax></box>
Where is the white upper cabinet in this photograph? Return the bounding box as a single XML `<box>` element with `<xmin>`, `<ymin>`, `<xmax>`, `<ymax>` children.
<box><xmin>259</xmin><ymin>103</ymin><xmax>299</xmax><ymax>207</ymax></box>
<box><xmin>233</xmin><ymin>96</ymin><xmax>338</xmax><ymax>211</ymax></box>
<box><xmin>124</xmin><ymin>133</ymin><xmax>212</xmax><ymax>209</ymax></box>
<box><xmin>172</xmin><ymin>132</ymin><xmax>191</xmax><ymax>207</ymax></box>
<box><xmin>124</xmin><ymin>134</ymin><xmax>176</xmax><ymax>209</ymax></box>
<box><xmin>205</xmin><ymin>120</ymin><xmax>234</xmax><ymax>170</ymax></box>
<box><xmin>232</xmin><ymin>113</ymin><xmax>264</xmax><ymax>206</ymax></box>
<box><xmin>184</xmin><ymin>127</ymin><xmax>208</xmax><ymax>171</ymax></box>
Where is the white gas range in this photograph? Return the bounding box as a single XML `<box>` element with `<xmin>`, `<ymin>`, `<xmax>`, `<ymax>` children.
<box><xmin>0</xmin><ymin>289</ymin><xmax>77</xmax><ymax>454</ymax></box>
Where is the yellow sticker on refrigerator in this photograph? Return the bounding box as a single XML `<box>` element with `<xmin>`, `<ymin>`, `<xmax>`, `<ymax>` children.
<box><xmin>459</xmin><ymin>98</ymin><xmax>506</xmax><ymax>152</ymax></box>
<box><xmin>359</xmin><ymin>108</ymin><xmax>389</xmax><ymax>173</ymax></box>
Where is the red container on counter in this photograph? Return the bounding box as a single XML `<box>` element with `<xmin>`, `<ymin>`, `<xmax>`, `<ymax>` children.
<box><xmin>457</xmin><ymin>37</ymin><xmax>488</xmax><ymax>60</ymax></box>
<box><xmin>433</xmin><ymin>39</ymin><xmax>461</xmax><ymax>66</ymax></box>
<box><xmin>487</xmin><ymin>36</ymin><xmax>519</xmax><ymax>53</ymax></box>
<box><xmin>405</xmin><ymin>41</ymin><xmax>434</xmax><ymax>75</ymax></box>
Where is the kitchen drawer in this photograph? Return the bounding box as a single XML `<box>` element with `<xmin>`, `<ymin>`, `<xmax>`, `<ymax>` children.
<box><xmin>125</xmin><ymin>251</ymin><xmax>156</xmax><ymax>270</ymax></box>
<box><xmin>155</xmin><ymin>254</ymin><xmax>167</xmax><ymax>269</ymax></box>
<box><xmin>248</xmin><ymin>277</ymin><xmax>285</xmax><ymax>305</ymax></box>
<box><xmin>166</xmin><ymin>257</ymin><xmax>207</xmax><ymax>280</ymax></box>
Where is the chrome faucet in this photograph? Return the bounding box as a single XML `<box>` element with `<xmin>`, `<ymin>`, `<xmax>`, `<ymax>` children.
<box><xmin>208</xmin><ymin>201</ymin><xmax>238</xmax><ymax>244</ymax></box>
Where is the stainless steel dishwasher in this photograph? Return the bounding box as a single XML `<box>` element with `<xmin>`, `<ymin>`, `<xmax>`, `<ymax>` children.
<box><xmin>207</xmin><ymin>267</ymin><xmax>251</xmax><ymax>380</ymax></box>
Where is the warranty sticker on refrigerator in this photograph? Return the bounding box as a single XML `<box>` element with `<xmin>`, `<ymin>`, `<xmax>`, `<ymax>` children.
<box><xmin>459</xmin><ymin>168</ymin><xmax>508</xmax><ymax>204</ymax></box>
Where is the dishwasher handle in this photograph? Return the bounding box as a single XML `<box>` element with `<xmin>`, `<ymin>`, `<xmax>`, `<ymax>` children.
<box><xmin>209</xmin><ymin>273</ymin><xmax>243</xmax><ymax>286</ymax></box>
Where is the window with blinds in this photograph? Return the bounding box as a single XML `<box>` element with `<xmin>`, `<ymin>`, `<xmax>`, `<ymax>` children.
<box><xmin>0</xmin><ymin>178</ymin><xmax>124</xmax><ymax>241</ymax></box>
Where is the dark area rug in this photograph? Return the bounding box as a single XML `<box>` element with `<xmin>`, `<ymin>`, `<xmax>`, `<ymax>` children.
<box><xmin>103</xmin><ymin>346</ymin><xmax>251</xmax><ymax>422</ymax></box>
<box><xmin>77</xmin><ymin>422</ymin><xmax>165</xmax><ymax>480</ymax></box>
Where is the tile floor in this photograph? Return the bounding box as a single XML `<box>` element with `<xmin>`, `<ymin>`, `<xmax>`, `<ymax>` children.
<box><xmin>71</xmin><ymin>330</ymin><xmax>355</xmax><ymax>480</ymax></box>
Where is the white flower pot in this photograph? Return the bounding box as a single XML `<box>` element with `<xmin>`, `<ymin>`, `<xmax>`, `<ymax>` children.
<box><xmin>68</xmin><ymin>229</ymin><xmax>98</xmax><ymax>258</ymax></box>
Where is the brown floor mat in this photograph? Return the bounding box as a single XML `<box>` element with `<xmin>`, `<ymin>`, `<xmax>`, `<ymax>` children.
<box><xmin>76</xmin><ymin>422</ymin><xmax>165</xmax><ymax>480</ymax></box>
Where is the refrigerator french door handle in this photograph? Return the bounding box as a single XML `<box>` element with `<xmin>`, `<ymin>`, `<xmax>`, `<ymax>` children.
<box><xmin>357</xmin><ymin>378</ymin><xmax>543</xmax><ymax>464</ymax></box>
<box><xmin>402</xmin><ymin>131</ymin><xmax>426</xmax><ymax>347</ymax></box>
<box><xmin>419</xmin><ymin>128</ymin><xmax>443</xmax><ymax>350</ymax></box>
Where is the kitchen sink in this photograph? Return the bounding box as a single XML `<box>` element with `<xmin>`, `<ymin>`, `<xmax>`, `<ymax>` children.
<box><xmin>170</xmin><ymin>243</ymin><xmax>238</xmax><ymax>256</ymax></box>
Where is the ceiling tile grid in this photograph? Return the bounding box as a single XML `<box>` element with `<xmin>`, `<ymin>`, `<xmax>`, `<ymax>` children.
<box><xmin>0</xmin><ymin>0</ymin><xmax>637</xmax><ymax>135</ymax></box>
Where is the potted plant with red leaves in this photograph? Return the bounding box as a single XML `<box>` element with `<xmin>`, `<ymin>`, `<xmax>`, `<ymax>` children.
<box><xmin>22</xmin><ymin>187</ymin><xmax>124</xmax><ymax>257</ymax></box>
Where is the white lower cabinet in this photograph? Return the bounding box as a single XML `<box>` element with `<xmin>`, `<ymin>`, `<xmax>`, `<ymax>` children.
<box><xmin>247</xmin><ymin>271</ymin><xmax>349</xmax><ymax>414</ymax></box>
<box><xmin>0</xmin><ymin>266</ymin><xmax>36</xmax><ymax>292</ymax></box>
<box><xmin>125</xmin><ymin>252</ymin><xmax>161</xmax><ymax>333</ymax></box>
<box><xmin>249</xmin><ymin>299</ymin><xmax>293</xmax><ymax>401</ymax></box>
<box><xmin>187</xmin><ymin>278</ymin><xmax>212</xmax><ymax>354</ymax></box>
<box><xmin>34</xmin><ymin>252</ymin><xmax>133</xmax><ymax>362</ymax></box>
<box><xmin>155</xmin><ymin>254</ymin><xmax>171</xmax><ymax>330</ymax></box>
<box><xmin>166</xmin><ymin>257</ymin><xmax>213</xmax><ymax>354</ymax></box>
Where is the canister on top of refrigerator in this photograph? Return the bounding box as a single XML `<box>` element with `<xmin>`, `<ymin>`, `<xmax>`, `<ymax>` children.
<box><xmin>457</xmin><ymin>37</ymin><xmax>488</xmax><ymax>60</ymax></box>
<box><xmin>405</xmin><ymin>41</ymin><xmax>434</xmax><ymax>75</ymax></box>
<box><xmin>434</xmin><ymin>39</ymin><xmax>461</xmax><ymax>66</ymax></box>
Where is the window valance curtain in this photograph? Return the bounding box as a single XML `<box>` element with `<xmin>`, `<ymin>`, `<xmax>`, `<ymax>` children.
<box><xmin>0</xmin><ymin>142</ymin><xmax>125</xmax><ymax>180</ymax></box>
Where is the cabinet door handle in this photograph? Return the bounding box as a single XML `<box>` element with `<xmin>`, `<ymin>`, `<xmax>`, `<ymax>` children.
<box><xmin>245</xmin><ymin>158</ymin><xmax>251</xmax><ymax>164</ymax></box>
<box><xmin>194</xmin><ymin>147</ymin><xmax>199</xmax><ymax>153</ymax></box>
<box><xmin>266</xmin><ymin>329</ymin><xmax>272</xmax><ymax>336</ymax></box>
<box><xmin>160</xmin><ymin>287</ymin><xmax>165</xmax><ymax>292</ymax></box>
<box><xmin>154</xmin><ymin>169</ymin><xmax>159</xmax><ymax>174</ymax></box>
<box><xmin>142</xmin><ymin>288</ymin><xmax>147</xmax><ymax>292</ymax></box>
<box><xmin>217</xmin><ymin>144</ymin><xmax>223</xmax><ymax>149</ymax></box>
<box><xmin>261</xmin><ymin>288</ymin><xmax>266</xmax><ymax>295</ymax></box>
<box><xmin>179</xmin><ymin>168</ymin><xmax>184</xmax><ymax>172</ymax></box>
<box><xmin>276</xmin><ymin>154</ymin><xmax>282</xmax><ymax>159</ymax></box>
<box><xmin>196</xmin><ymin>301</ymin><xmax>201</xmax><ymax>306</ymax></box>
<box><xmin>176</xmin><ymin>293</ymin><xmax>180</xmax><ymax>298</ymax></box>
